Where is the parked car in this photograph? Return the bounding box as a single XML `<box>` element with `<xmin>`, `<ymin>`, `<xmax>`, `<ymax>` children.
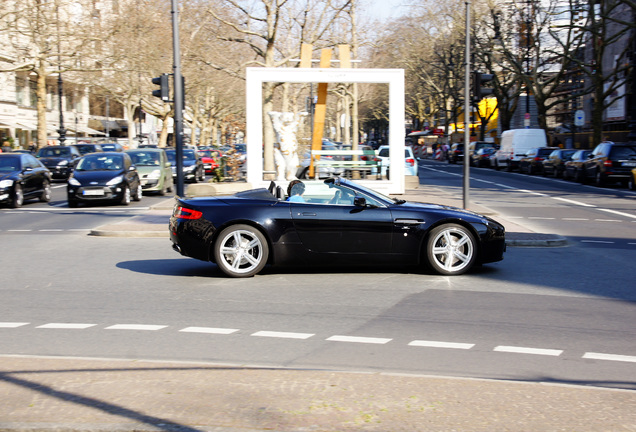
<box><xmin>297</xmin><ymin>140</ymin><xmax>345</xmax><ymax>179</ymax></box>
<box><xmin>100</xmin><ymin>143</ymin><xmax>124</xmax><ymax>152</ymax></box>
<box><xmin>0</xmin><ymin>153</ymin><xmax>52</xmax><ymax>208</ymax></box>
<box><xmin>376</xmin><ymin>145</ymin><xmax>418</xmax><ymax>178</ymax></box>
<box><xmin>471</xmin><ymin>147</ymin><xmax>497</xmax><ymax>168</ymax></box>
<box><xmin>36</xmin><ymin>145</ymin><xmax>81</xmax><ymax>179</ymax></box>
<box><xmin>169</xmin><ymin>177</ymin><xmax>506</xmax><ymax>277</ymax></box>
<box><xmin>125</xmin><ymin>148</ymin><xmax>173</xmax><ymax>195</ymax></box>
<box><xmin>447</xmin><ymin>143</ymin><xmax>464</xmax><ymax>164</ymax></box>
<box><xmin>542</xmin><ymin>148</ymin><xmax>577</xmax><ymax>178</ymax></box>
<box><xmin>563</xmin><ymin>150</ymin><xmax>592</xmax><ymax>182</ymax></box>
<box><xmin>468</xmin><ymin>142</ymin><xmax>496</xmax><ymax>166</ymax></box>
<box><xmin>518</xmin><ymin>147</ymin><xmax>559</xmax><ymax>175</ymax></box>
<box><xmin>197</xmin><ymin>149</ymin><xmax>221</xmax><ymax>175</ymax></box>
<box><xmin>494</xmin><ymin>128</ymin><xmax>548</xmax><ymax>171</ymax></box>
<box><xmin>67</xmin><ymin>152</ymin><xmax>142</xmax><ymax>207</ymax></box>
<box><xmin>165</xmin><ymin>148</ymin><xmax>205</xmax><ymax>183</ymax></box>
<box><xmin>74</xmin><ymin>143</ymin><xmax>104</xmax><ymax>156</ymax></box>
<box><xmin>581</xmin><ymin>141</ymin><xmax>636</xmax><ymax>186</ymax></box>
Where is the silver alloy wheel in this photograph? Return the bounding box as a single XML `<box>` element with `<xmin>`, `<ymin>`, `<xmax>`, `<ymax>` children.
<box><xmin>214</xmin><ymin>225</ymin><xmax>268</xmax><ymax>277</ymax></box>
<box><xmin>133</xmin><ymin>184</ymin><xmax>142</xmax><ymax>201</ymax></box>
<box><xmin>120</xmin><ymin>185</ymin><xmax>130</xmax><ymax>205</ymax></box>
<box><xmin>39</xmin><ymin>180</ymin><xmax>51</xmax><ymax>202</ymax></box>
<box><xmin>11</xmin><ymin>184</ymin><xmax>23</xmax><ymax>208</ymax></box>
<box><xmin>426</xmin><ymin>224</ymin><xmax>476</xmax><ymax>275</ymax></box>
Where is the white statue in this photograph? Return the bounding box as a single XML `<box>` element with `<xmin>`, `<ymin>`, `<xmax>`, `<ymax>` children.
<box><xmin>269</xmin><ymin>111</ymin><xmax>301</xmax><ymax>181</ymax></box>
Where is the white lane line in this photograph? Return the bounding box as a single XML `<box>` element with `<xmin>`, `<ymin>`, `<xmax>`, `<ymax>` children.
<box><xmin>583</xmin><ymin>352</ymin><xmax>636</xmax><ymax>363</ymax></box>
<box><xmin>528</xmin><ymin>217</ymin><xmax>555</xmax><ymax>220</ymax></box>
<box><xmin>494</xmin><ymin>346</ymin><xmax>563</xmax><ymax>356</ymax></box>
<box><xmin>581</xmin><ymin>240</ymin><xmax>615</xmax><ymax>244</ymax></box>
<box><xmin>38</xmin><ymin>229</ymin><xmax>64</xmax><ymax>232</ymax></box>
<box><xmin>326</xmin><ymin>335</ymin><xmax>392</xmax><ymax>344</ymax></box>
<box><xmin>409</xmin><ymin>340</ymin><xmax>475</xmax><ymax>350</ymax></box>
<box><xmin>105</xmin><ymin>324</ymin><xmax>167</xmax><ymax>331</ymax></box>
<box><xmin>0</xmin><ymin>322</ymin><xmax>29</xmax><ymax>328</ymax></box>
<box><xmin>552</xmin><ymin>197</ymin><xmax>596</xmax><ymax>207</ymax></box>
<box><xmin>7</xmin><ymin>230</ymin><xmax>31</xmax><ymax>232</ymax></box>
<box><xmin>180</xmin><ymin>327</ymin><xmax>239</xmax><ymax>335</ymax></box>
<box><xmin>252</xmin><ymin>331</ymin><xmax>314</xmax><ymax>340</ymax></box>
<box><xmin>597</xmin><ymin>208</ymin><xmax>636</xmax><ymax>219</ymax></box>
<box><xmin>37</xmin><ymin>323</ymin><xmax>96</xmax><ymax>329</ymax></box>
<box><xmin>594</xmin><ymin>219</ymin><xmax>621</xmax><ymax>223</ymax></box>
<box><xmin>563</xmin><ymin>218</ymin><xmax>589</xmax><ymax>221</ymax></box>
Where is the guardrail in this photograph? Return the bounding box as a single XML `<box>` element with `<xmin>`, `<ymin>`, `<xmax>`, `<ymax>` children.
<box><xmin>311</xmin><ymin>149</ymin><xmax>380</xmax><ymax>179</ymax></box>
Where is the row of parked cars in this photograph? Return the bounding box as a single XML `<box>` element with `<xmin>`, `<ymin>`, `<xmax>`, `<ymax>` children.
<box><xmin>445</xmin><ymin>133</ymin><xmax>636</xmax><ymax>190</ymax></box>
<box><xmin>0</xmin><ymin>142</ymin><xmax>231</xmax><ymax>208</ymax></box>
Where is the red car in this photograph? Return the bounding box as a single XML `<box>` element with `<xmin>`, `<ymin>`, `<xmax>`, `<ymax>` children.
<box><xmin>197</xmin><ymin>150</ymin><xmax>221</xmax><ymax>174</ymax></box>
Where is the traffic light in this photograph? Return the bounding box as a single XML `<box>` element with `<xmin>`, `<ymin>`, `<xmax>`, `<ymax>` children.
<box><xmin>473</xmin><ymin>72</ymin><xmax>494</xmax><ymax>103</ymax></box>
<box><xmin>151</xmin><ymin>74</ymin><xmax>170</xmax><ymax>101</ymax></box>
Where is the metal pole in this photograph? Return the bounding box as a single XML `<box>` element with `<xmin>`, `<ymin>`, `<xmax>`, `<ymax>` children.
<box><xmin>463</xmin><ymin>0</ymin><xmax>471</xmax><ymax>209</ymax></box>
<box><xmin>57</xmin><ymin>66</ymin><xmax>66</xmax><ymax>145</ymax></box>
<box><xmin>171</xmin><ymin>0</ymin><xmax>185</xmax><ymax>197</ymax></box>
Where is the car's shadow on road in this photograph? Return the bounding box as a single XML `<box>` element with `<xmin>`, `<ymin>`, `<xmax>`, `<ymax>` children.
<box><xmin>117</xmin><ymin>259</ymin><xmax>220</xmax><ymax>277</ymax></box>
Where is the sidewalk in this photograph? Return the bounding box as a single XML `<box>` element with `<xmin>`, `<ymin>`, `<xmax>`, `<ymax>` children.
<box><xmin>89</xmin><ymin>181</ymin><xmax>568</xmax><ymax>247</ymax></box>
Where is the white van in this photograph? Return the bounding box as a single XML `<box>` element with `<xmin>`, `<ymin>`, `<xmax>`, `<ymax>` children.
<box><xmin>494</xmin><ymin>129</ymin><xmax>547</xmax><ymax>171</ymax></box>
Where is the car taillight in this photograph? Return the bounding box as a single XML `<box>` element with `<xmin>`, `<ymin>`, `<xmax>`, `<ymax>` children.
<box><xmin>406</xmin><ymin>158</ymin><xmax>415</xmax><ymax>166</ymax></box>
<box><xmin>604</xmin><ymin>160</ymin><xmax>613</xmax><ymax>167</ymax></box>
<box><xmin>174</xmin><ymin>206</ymin><xmax>202</xmax><ymax>220</ymax></box>
<box><xmin>534</xmin><ymin>157</ymin><xmax>544</xmax><ymax>161</ymax></box>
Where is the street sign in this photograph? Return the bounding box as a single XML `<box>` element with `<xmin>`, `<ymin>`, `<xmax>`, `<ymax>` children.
<box><xmin>575</xmin><ymin>110</ymin><xmax>585</xmax><ymax>126</ymax></box>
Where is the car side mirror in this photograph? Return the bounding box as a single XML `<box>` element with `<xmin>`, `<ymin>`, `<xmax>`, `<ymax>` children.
<box><xmin>129</xmin><ymin>165</ymin><xmax>136</xmax><ymax>172</ymax></box>
<box><xmin>354</xmin><ymin>196</ymin><xmax>366</xmax><ymax>207</ymax></box>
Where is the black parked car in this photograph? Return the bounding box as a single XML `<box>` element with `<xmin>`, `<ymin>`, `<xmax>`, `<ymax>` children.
<box><xmin>67</xmin><ymin>152</ymin><xmax>142</xmax><ymax>207</ymax></box>
<box><xmin>563</xmin><ymin>150</ymin><xmax>592</xmax><ymax>182</ymax></box>
<box><xmin>0</xmin><ymin>153</ymin><xmax>52</xmax><ymax>208</ymax></box>
<box><xmin>470</xmin><ymin>147</ymin><xmax>497</xmax><ymax>168</ymax></box>
<box><xmin>542</xmin><ymin>148</ymin><xmax>577</xmax><ymax>178</ymax></box>
<box><xmin>165</xmin><ymin>148</ymin><xmax>205</xmax><ymax>183</ymax></box>
<box><xmin>36</xmin><ymin>145</ymin><xmax>81</xmax><ymax>179</ymax></box>
<box><xmin>74</xmin><ymin>143</ymin><xmax>104</xmax><ymax>155</ymax></box>
<box><xmin>170</xmin><ymin>177</ymin><xmax>506</xmax><ymax>278</ymax></box>
<box><xmin>518</xmin><ymin>147</ymin><xmax>559</xmax><ymax>175</ymax></box>
<box><xmin>581</xmin><ymin>141</ymin><xmax>636</xmax><ymax>186</ymax></box>
<box><xmin>447</xmin><ymin>143</ymin><xmax>464</xmax><ymax>164</ymax></box>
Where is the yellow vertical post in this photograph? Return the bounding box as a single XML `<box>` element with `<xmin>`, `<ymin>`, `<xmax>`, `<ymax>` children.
<box><xmin>300</xmin><ymin>43</ymin><xmax>313</xmax><ymax>68</ymax></box>
<box><xmin>309</xmin><ymin>48</ymin><xmax>332</xmax><ymax>178</ymax></box>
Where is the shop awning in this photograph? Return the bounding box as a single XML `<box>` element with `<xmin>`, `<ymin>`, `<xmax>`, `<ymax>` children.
<box><xmin>0</xmin><ymin>119</ymin><xmax>31</xmax><ymax>130</ymax></box>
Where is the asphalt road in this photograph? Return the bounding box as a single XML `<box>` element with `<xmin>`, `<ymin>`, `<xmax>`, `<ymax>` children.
<box><xmin>1</xmin><ymin>165</ymin><xmax>635</xmax><ymax>391</ymax></box>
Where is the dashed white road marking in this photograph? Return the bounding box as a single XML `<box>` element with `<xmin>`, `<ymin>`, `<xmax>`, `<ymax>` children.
<box><xmin>494</xmin><ymin>346</ymin><xmax>563</xmax><ymax>356</ymax></box>
<box><xmin>0</xmin><ymin>322</ymin><xmax>29</xmax><ymax>328</ymax></box>
<box><xmin>583</xmin><ymin>353</ymin><xmax>636</xmax><ymax>363</ymax></box>
<box><xmin>252</xmin><ymin>331</ymin><xmax>315</xmax><ymax>339</ymax></box>
<box><xmin>326</xmin><ymin>335</ymin><xmax>392</xmax><ymax>344</ymax></box>
<box><xmin>37</xmin><ymin>323</ymin><xmax>96</xmax><ymax>329</ymax></box>
<box><xmin>105</xmin><ymin>324</ymin><xmax>167</xmax><ymax>331</ymax></box>
<box><xmin>408</xmin><ymin>340</ymin><xmax>475</xmax><ymax>350</ymax></box>
<box><xmin>180</xmin><ymin>327</ymin><xmax>239</xmax><ymax>335</ymax></box>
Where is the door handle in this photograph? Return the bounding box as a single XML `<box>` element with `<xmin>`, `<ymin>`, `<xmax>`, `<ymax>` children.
<box><xmin>299</xmin><ymin>212</ymin><xmax>317</xmax><ymax>216</ymax></box>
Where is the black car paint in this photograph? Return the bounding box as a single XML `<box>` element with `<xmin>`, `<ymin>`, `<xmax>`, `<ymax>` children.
<box><xmin>0</xmin><ymin>153</ymin><xmax>51</xmax><ymax>207</ymax></box>
<box><xmin>36</xmin><ymin>145</ymin><xmax>81</xmax><ymax>179</ymax></box>
<box><xmin>170</xmin><ymin>178</ymin><xmax>505</xmax><ymax>274</ymax></box>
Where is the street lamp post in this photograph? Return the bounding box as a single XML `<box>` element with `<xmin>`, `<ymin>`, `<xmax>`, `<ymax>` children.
<box><xmin>57</xmin><ymin>68</ymin><xmax>67</xmax><ymax>144</ymax></box>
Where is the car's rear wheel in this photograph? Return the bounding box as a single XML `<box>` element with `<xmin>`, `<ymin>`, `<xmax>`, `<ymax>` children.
<box><xmin>214</xmin><ymin>224</ymin><xmax>269</xmax><ymax>278</ymax></box>
<box><xmin>425</xmin><ymin>224</ymin><xmax>476</xmax><ymax>276</ymax></box>
<box><xmin>133</xmin><ymin>183</ymin><xmax>142</xmax><ymax>201</ymax></box>
<box><xmin>629</xmin><ymin>175</ymin><xmax>636</xmax><ymax>191</ymax></box>
<box><xmin>595</xmin><ymin>170</ymin><xmax>605</xmax><ymax>187</ymax></box>
<box><xmin>39</xmin><ymin>180</ymin><xmax>51</xmax><ymax>202</ymax></box>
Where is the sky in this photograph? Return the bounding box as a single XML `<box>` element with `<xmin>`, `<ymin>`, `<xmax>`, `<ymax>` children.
<box><xmin>363</xmin><ymin>0</ymin><xmax>409</xmax><ymax>21</ymax></box>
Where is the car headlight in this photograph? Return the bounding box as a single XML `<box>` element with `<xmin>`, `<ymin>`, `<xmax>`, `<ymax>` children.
<box><xmin>106</xmin><ymin>175</ymin><xmax>124</xmax><ymax>186</ymax></box>
<box><xmin>58</xmin><ymin>160</ymin><xmax>69</xmax><ymax>166</ymax></box>
<box><xmin>0</xmin><ymin>179</ymin><xmax>14</xmax><ymax>188</ymax></box>
<box><xmin>68</xmin><ymin>177</ymin><xmax>81</xmax><ymax>186</ymax></box>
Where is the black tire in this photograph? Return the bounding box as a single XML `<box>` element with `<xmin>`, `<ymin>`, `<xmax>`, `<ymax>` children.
<box><xmin>425</xmin><ymin>224</ymin><xmax>477</xmax><ymax>276</ymax></box>
<box><xmin>575</xmin><ymin>169</ymin><xmax>584</xmax><ymax>183</ymax></box>
<box><xmin>213</xmin><ymin>224</ymin><xmax>269</xmax><ymax>278</ymax></box>
<box><xmin>39</xmin><ymin>180</ymin><xmax>51</xmax><ymax>202</ymax></box>
<box><xmin>10</xmin><ymin>184</ymin><xmax>23</xmax><ymax>208</ymax></box>
<box><xmin>120</xmin><ymin>185</ymin><xmax>131</xmax><ymax>205</ymax></box>
<box><xmin>67</xmin><ymin>197</ymin><xmax>78</xmax><ymax>208</ymax></box>
<box><xmin>595</xmin><ymin>170</ymin><xmax>605</xmax><ymax>187</ymax></box>
<box><xmin>629</xmin><ymin>175</ymin><xmax>636</xmax><ymax>191</ymax></box>
<box><xmin>133</xmin><ymin>183</ymin><xmax>142</xmax><ymax>201</ymax></box>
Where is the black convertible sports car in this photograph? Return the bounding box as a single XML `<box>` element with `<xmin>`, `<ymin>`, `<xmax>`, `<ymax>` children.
<box><xmin>169</xmin><ymin>178</ymin><xmax>506</xmax><ymax>277</ymax></box>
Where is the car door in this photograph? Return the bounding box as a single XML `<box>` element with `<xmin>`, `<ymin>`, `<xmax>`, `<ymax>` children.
<box><xmin>19</xmin><ymin>154</ymin><xmax>42</xmax><ymax>196</ymax></box>
<box><xmin>290</xmin><ymin>198</ymin><xmax>393</xmax><ymax>255</ymax></box>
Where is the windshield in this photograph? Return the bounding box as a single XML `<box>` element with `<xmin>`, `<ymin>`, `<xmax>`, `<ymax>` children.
<box><xmin>165</xmin><ymin>149</ymin><xmax>196</xmax><ymax>161</ymax></box>
<box><xmin>127</xmin><ymin>151</ymin><xmax>161</xmax><ymax>166</ymax></box>
<box><xmin>38</xmin><ymin>147</ymin><xmax>72</xmax><ymax>158</ymax></box>
<box><xmin>76</xmin><ymin>154</ymin><xmax>124</xmax><ymax>171</ymax></box>
<box><xmin>0</xmin><ymin>156</ymin><xmax>20</xmax><ymax>172</ymax></box>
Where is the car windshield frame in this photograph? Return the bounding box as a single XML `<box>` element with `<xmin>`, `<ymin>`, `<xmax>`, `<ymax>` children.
<box><xmin>76</xmin><ymin>154</ymin><xmax>125</xmax><ymax>171</ymax></box>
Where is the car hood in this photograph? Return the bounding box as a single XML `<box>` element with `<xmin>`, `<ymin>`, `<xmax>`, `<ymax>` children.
<box><xmin>72</xmin><ymin>170</ymin><xmax>125</xmax><ymax>185</ymax></box>
<box><xmin>135</xmin><ymin>165</ymin><xmax>163</xmax><ymax>175</ymax></box>
<box><xmin>397</xmin><ymin>201</ymin><xmax>486</xmax><ymax>219</ymax></box>
<box><xmin>39</xmin><ymin>157</ymin><xmax>70</xmax><ymax>165</ymax></box>
<box><xmin>0</xmin><ymin>171</ymin><xmax>19</xmax><ymax>182</ymax></box>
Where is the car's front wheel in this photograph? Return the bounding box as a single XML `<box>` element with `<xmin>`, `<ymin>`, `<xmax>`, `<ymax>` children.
<box><xmin>39</xmin><ymin>180</ymin><xmax>51</xmax><ymax>202</ymax></box>
<box><xmin>213</xmin><ymin>224</ymin><xmax>269</xmax><ymax>278</ymax></box>
<box><xmin>120</xmin><ymin>185</ymin><xmax>131</xmax><ymax>205</ymax></box>
<box><xmin>425</xmin><ymin>224</ymin><xmax>476</xmax><ymax>276</ymax></box>
<box><xmin>10</xmin><ymin>184</ymin><xmax>23</xmax><ymax>208</ymax></box>
<box><xmin>133</xmin><ymin>183</ymin><xmax>142</xmax><ymax>201</ymax></box>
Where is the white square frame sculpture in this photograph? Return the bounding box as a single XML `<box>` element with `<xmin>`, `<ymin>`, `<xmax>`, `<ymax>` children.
<box><xmin>245</xmin><ymin>67</ymin><xmax>406</xmax><ymax>194</ymax></box>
